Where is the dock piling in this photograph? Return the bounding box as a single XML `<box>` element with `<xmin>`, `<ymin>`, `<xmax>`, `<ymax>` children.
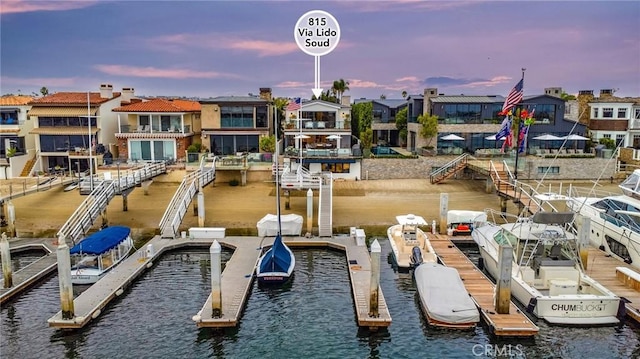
<box><xmin>439</xmin><ymin>193</ymin><xmax>449</xmax><ymax>234</ymax></box>
<box><xmin>197</xmin><ymin>189</ymin><xmax>205</xmax><ymax>227</ymax></box>
<box><xmin>210</xmin><ymin>240</ymin><xmax>222</xmax><ymax>318</ymax></box>
<box><xmin>306</xmin><ymin>189</ymin><xmax>313</xmax><ymax>235</ymax></box>
<box><xmin>1</xmin><ymin>233</ymin><xmax>13</xmax><ymax>288</ymax></box>
<box><xmin>578</xmin><ymin>216</ymin><xmax>591</xmax><ymax>270</ymax></box>
<box><xmin>369</xmin><ymin>239</ymin><xmax>380</xmax><ymax>317</ymax></box>
<box><xmin>495</xmin><ymin>245</ymin><xmax>513</xmax><ymax>314</ymax></box>
<box><xmin>6</xmin><ymin>201</ymin><xmax>16</xmax><ymax>238</ymax></box>
<box><xmin>56</xmin><ymin>235</ymin><xmax>75</xmax><ymax>320</ymax></box>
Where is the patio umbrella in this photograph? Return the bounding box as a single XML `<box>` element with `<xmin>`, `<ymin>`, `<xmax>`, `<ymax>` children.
<box><xmin>327</xmin><ymin>134</ymin><xmax>341</xmax><ymax>149</ymax></box>
<box><xmin>562</xmin><ymin>134</ymin><xmax>589</xmax><ymax>150</ymax></box>
<box><xmin>485</xmin><ymin>135</ymin><xmax>506</xmax><ymax>141</ymax></box>
<box><xmin>532</xmin><ymin>134</ymin><xmax>562</xmax><ymax>149</ymax></box>
<box><xmin>293</xmin><ymin>134</ymin><xmax>310</xmax><ymax>139</ymax></box>
<box><xmin>440</xmin><ymin>134</ymin><xmax>464</xmax><ymax>141</ymax></box>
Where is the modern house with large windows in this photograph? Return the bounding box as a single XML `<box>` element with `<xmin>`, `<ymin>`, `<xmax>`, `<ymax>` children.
<box><xmin>1</xmin><ymin>95</ymin><xmax>34</xmax><ymax>178</ymax></box>
<box><xmin>416</xmin><ymin>87</ymin><xmax>586</xmax><ymax>155</ymax></box>
<box><xmin>26</xmin><ymin>84</ymin><xmax>131</xmax><ymax>175</ymax></box>
<box><xmin>283</xmin><ymin>97</ymin><xmax>360</xmax><ymax>179</ymax></box>
<box><xmin>199</xmin><ymin>88</ymin><xmax>273</xmax><ymax>156</ymax></box>
<box><xmin>114</xmin><ymin>98</ymin><xmax>201</xmax><ymax>162</ymax></box>
<box><xmin>353</xmin><ymin>98</ymin><xmax>407</xmax><ymax>147</ymax></box>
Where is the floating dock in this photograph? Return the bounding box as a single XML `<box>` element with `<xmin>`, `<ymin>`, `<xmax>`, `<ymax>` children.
<box><xmin>584</xmin><ymin>247</ymin><xmax>640</xmax><ymax>323</ymax></box>
<box><xmin>430</xmin><ymin>234</ymin><xmax>539</xmax><ymax>337</ymax></box>
<box><xmin>41</xmin><ymin>234</ymin><xmax>390</xmax><ymax>330</ymax></box>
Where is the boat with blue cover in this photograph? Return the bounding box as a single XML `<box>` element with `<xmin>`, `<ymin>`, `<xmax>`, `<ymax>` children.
<box><xmin>69</xmin><ymin>226</ymin><xmax>134</xmax><ymax>285</ymax></box>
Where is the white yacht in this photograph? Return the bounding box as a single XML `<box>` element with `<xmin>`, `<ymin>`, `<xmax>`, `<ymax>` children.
<box><xmin>472</xmin><ymin>211</ymin><xmax>621</xmax><ymax>325</ymax></box>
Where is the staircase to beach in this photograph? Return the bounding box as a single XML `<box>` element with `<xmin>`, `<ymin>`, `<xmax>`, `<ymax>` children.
<box><xmin>20</xmin><ymin>152</ymin><xmax>38</xmax><ymax>177</ymax></box>
<box><xmin>429</xmin><ymin>153</ymin><xmax>469</xmax><ymax>184</ymax></box>
<box><xmin>318</xmin><ymin>173</ymin><xmax>333</xmax><ymax>237</ymax></box>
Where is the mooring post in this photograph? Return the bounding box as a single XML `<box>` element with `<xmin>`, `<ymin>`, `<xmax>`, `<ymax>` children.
<box><xmin>141</xmin><ymin>180</ymin><xmax>152</xmax><ymax>195</ymax></box>
<box><xmin>197</xmin><ymin>188</ymin><xmax>205</xmax><ymax>227</ymax></box>
<box><xmin>306</xmin><ymin>189</ymin><xmax>313</xmax><ymax>235</ymax></box>
<box><xmin>0</xmin><ymin>201</ymin><xmax>6</xmax><ymax>227</ymax></box>
<box><xmin>284</xmin><ymin>190</ymin><xmax>290</xmax><ymax>210</ymax></box>
<box><xmin>439</xmin><ymin>193</ymin><xmax>449</xmax><ymax>235</ymax></box>
<box><xmin>241</xmin><ymin>169</ymin><xmax>247</xmax><ymax>186</ymax></box>
<box><xmin>500</xmin><ymin>197</ymin><xmax>508</xmax><ymax>213</ymax></box>
<box><xmin>495</xmin><ymin>244</ymin><xmax>513</xmax><ymax>314</ymax></box>
<box><xmin>1</xmin><ymin>233</ymin><xmax>13</xmax><ymax>288</ymax></box>
<box><xmin>56</xmin><ymin>235</ymin><xmax>75</xmax><ymax>320</ymax></box>
<box><xmin>122</xmin><ymin>193</ymin><xmax>128</xmax><ymax>212</ymax></box>
<box><xmin>486</xmin><ymin>177</ymin><xmax>494</xmax><ymax>193</ymax></box>
<box><xmin>210</xmin><ymin>240</ymin><xmax>222</xmax><ymax>318</ymax></box>
<box><xmin>100</xmin><ymin>208</ymin><xmax>108</xmax><ymax>228</ymax></box>
<box><xmin>369</xmin><ymin>239</ymin><xmax>381</xmax><ymax>317</ymax></box>
<box><xmin>578</xmin><ymin>216</ymin><xmax>591</xmax><ymax>270</ymax></box>
<box><xmin>6</xmin><ymin>200</ymin><xmax>16</xmax><ymax>238</ymax></box>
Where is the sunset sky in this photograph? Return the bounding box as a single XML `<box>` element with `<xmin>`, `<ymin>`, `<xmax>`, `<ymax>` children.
<box><xmin>1</xmin><ymin>0</ymin><xmax>639</xmax><ymax>100</ymax></box>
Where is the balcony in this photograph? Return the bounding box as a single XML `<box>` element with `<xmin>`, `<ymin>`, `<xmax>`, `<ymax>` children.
<box><xmin>117</xmin><ymin>124</ymin><xmax>192</xmax><ymax>137</ymax></box>
<box><xmin>284</xmin><ymin>120</ymin><xmax>349</xmax><ymax>130</ymax></box>
<box><xmin>589</xmin><ymin>119</ymin><xmax>627</xmax><ymax>131</ymax></box>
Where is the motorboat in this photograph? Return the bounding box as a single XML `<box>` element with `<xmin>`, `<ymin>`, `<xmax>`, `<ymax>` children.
<box><xmin>414</xmin><ymin>262</ymin><xmax>480</xmax><ymax>329</ymax></box>
<box><xmin>69</xmin><ymin>226</ymin><xmax>134</xmax><ymax>285</ymax></box>
<box><xmin>472</xmin><ymin>210</ymin><xmax>622</xmax><ymax>325</ymax></box>
<box><xmin>567</xmin><ymin>169</ymin><xmax>640</xmax><ymax>269</ymax></box>
<box><xmin>387</xmin><ymin>214</ymin><xmax>437</xmax><ymax>271</ymax></box>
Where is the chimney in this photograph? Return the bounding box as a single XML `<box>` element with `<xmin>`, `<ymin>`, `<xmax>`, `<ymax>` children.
<box><xmin>341</xmin><ymin>95</ymin><xmax>351</xmax><ymax>106</ymax></box>
<box><xmin>259</xmin><ymin>87</ymin><xmax>272</xmax><ymax>101</ymax></box>
<box><xmin>577</xmin><ymin>90</ymin><xmax>595</xmax><ymax>125</ymax></box>
<box><xmin>544</xmin><ymin>87</ymin><xmax>562</xmax><ymax>98</ymax></box>
<box><xmin>121</xmin><ymin>87</ymin><xmax>135</xmax><ymax>103</ymax></box>
<box><xmin>100</xmin><ymin>84</ymin><xmax>113</xmax><ymax>99</ymax></box>
<box><xmin>600</xmin><ymin>89</ymin><xmax>614</xmax><ymax>98</ymax></box>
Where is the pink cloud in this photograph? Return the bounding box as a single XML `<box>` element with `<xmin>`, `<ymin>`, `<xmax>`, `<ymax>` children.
<box><xmin>94</xmin><ymin>64</ymin><xmax>240</xmax><ymax>79</ymax></box>
<box><xmin>0</xmin><ymin>0</ymin><xmax>97</xmax><ymax>14</ymax></box>
<box><xmin>148</xmin><ymin>33</ymin><xmax>298</xmax><ymax>57</ymax></box>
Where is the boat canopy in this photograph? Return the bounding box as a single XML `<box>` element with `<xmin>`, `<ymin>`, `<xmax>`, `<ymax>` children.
<box><xmin>447</xmin><ymin>210</ymin><xmax>487</xmax><ymax>225</ymax></box>
<box><xmin>258</xmin><ymin>235</ymin><xmax>293</xmax><ymax>274</ymax></box>
<box><xmin>396</xmin><ymin>214</ymin><xmax>427</xmax><ymax>226</ymax></box>
<box><xmin>70</xmin><ymin>226</ymin><xmax>131</xmax><ymax>255</ymax></box>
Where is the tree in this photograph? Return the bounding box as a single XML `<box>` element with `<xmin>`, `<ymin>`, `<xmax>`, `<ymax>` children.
<box><xmin>312</xmin><ymin>89</ymin><xmax>338</xmax><ymax>103</ymax></box>
<box><xmin>40</xmin><ymin>87</ymin><xmax>49</xmax><ymax>96</ymax></box>
<box><xmin>395</xmin><ymin>107</ymin><xmax>408</xmax><ymax>146</ymax></box>
<box><xmin>259</xmin><ymin>135</ymin><xmax>276</xmax><ymax>153</ymax></box>
<box><xmin>401</xmin><ymin>90</ymin><xmax>407</xmax><ymax>99</ymax></box>
<box><xmin>418</xmin><ymin>113</ymin><xmax>439</xmax><ymax>148</ymax></box>
<box><xmin>331</xmin><ymin>78</ymin><xmax>350</xmax><ymax>102</ymax></box>
<box><xmin>560</xmin><ymin>91</ymin><xmax>576</xmax><ymax>101</ymax></box>
<box><xmin>379</xmin><ymin>94</ymin><xmax>386</xmax><ymax>100</ymax></box>
<box><xmin>351</xmin><ymin>101</ymin><xmax>373</xmax><ymax>138</ymax></box>
<box><xmin>360</xmin><ymin>128</ymin><xmax>373</xmax><ymax>155</ymax></box>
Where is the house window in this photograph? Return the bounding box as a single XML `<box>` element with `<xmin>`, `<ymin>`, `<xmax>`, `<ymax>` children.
<box><xmin>602</xmin><ymin>108</ymin><xmax>614</xmax><ymax>118</ymax></box>
<box><xmin>592</xmin><ymin>107</ymin><xmax>599</xmax><ymax>118</ymax></box>
<box><xmin>0</xmin><ymin>110</ymin><xmax>19</xmax><ymax>125</ymax></box>
<box><xmin>617</xmin><ymin>134</ymin><xmax>625</xmax><ymax>146</ymax></box>
<box><xmin>321</xmin><ymin>162</ymin><xmax>350</xmax><ymax>173</ymax></box>
<box><xmin>537</xmin><ymin>166</ymin><xmax>559</xmax><ymax>174</ymax></box>
<box><xmin>441</xmin><ymin>104</ymin><xmax>482</xmax><ymax>124</ymax></box>
<box><xmin>531</xmin><ymin>104</ymin><xmax>556</xmax><ymax>125</ymax></box>
<box><xmin>210</xmin><ymin>134</ymin><xmax>259</xmax><ymax>155</ymax></box>
<box><xmin>139</xmin><ymin>115</ymin><xmax>150</xmax><ymax>126</ymax></box>
<box><xmin>618</xmin><ymin>108</ymin><xmax>627</xmax><ymax>119</ymax></box>
<box><xmin>603</xmin><ymin>134</ymin><xmax>611</xmax><ymax>139</ymax></box>
<box><xmin>221</xmin><ymin>106</ymin><xmax>254</xmax><ymax>128</ymax></box>
<box><xmin>635</xmin><ymin>109</ymin><xmax>640</xmax><ymax>120</ymax></box>
<box><xmin>129</xmin><ymin>140</ymin><xmax>175</xmax><ymax>161</ymax></box>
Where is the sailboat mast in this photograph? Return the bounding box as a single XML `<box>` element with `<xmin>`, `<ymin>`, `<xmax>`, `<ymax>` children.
<box><xmin>275</xmin><ymin>104</ymin><xmax>282</xmax><ymax>236</ymax></box>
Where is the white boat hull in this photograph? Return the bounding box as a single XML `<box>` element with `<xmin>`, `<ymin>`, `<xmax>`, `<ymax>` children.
<box><xmin>70</xmin><ymin>231</ymin><xmax>134</xmax><ymax>285</ymax></box>
<box><xmin>387</xmin><ymin>222</ymin><xmax>437</xmax><ymax>271</ymax></box>
<box><xmin>476</xmin><ymin>244</ymin><xmax>620</xmax><ymax>325</ymax></box>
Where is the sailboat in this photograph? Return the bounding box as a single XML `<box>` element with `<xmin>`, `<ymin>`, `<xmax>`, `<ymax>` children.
<box><xmin>255</xmin><ymin>107</ymin><xmax>296</xmax><ymax>285</ymax></box>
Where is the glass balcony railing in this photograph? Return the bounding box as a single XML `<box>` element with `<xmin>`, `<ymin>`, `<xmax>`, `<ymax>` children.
<box><xmin>119</xmin><ymin>124</ymin><xmax>191</xmax><ymax>134</ymax></box>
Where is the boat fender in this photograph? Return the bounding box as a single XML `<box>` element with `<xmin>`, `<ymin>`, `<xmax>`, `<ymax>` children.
<box><xmin>410</xmin><ymin>246</ymin><xmax>423</xmax><ymax>268</ymax></box>
<box><xmin>146</xmin><ymin>261</ymin><xmax>153</xmax><ymax>268</ymax></box>
<box><xmin>92</xmin><ymin>309</ymin><xmax>101</xmax><ymax>319</ymax></box>
<box><xmin>526</xmin><ymin>297</ymin><xmax>537</xmax><ymax>314</ymax></box>
<box><xmin>477</xmin><ymin>257</ymin><xmax>484</xmax><ymax>271</ymax></box>
<box><xmin>115</xmin><ymin>288</ymin><xmax>124</xmax><ymax>296</ymax></box>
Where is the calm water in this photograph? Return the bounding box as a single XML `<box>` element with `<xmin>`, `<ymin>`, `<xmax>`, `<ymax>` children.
<box><xmin>2</xmin><ymin>240</ymin><xmax>640</xmax><ymax>358</ymax></box>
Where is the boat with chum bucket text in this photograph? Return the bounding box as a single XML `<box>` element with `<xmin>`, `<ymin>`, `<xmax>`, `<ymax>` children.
<box><xmin>387</xmin><ymin>214</ymin><xmax>437</xmax><ymax>271</ymax></box>
<box><xmin>472</xmin><ymin>210</ymin><xmax>622</xmax><ymax>325</ymax></box>
<box><xmin>69</xmin><ymin>226</ymin><xmax>134</xmax><ymax>285</ymax></box>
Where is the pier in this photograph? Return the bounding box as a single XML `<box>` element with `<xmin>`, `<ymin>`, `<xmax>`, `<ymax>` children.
<box><xmin>430</xmin><ymin>234</ymin><xmax>539</xmax><ymax>337</ymax></box>
<box><xmin>43</xmin><ymin>234</ymin><xmax>390</xmax><ymax>330</ymax></box>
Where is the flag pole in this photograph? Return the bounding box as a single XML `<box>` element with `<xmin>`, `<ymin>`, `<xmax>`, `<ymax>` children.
<box><xmin>514</xmin><ymin>68</ymin><xmax>526</xmax><ymax>180</ymax></box>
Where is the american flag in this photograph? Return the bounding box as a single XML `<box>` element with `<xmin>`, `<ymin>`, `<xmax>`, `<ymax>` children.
<box><xmin>286</xmin><ymin>97</ymin><xmax>301</xmax><ymax>111</ymax></box>
<box><xmin>501</xmin><ymin>79</ymin><xmax>524</xmax><ymax>113</ymax></box>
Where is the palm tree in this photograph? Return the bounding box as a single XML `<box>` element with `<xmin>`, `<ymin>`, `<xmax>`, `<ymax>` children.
<box><xmin>331</xmin><ymin>78</ymin><xmax>350</xmax><ymax>102</ymax></box>
<box><xmin>401</xmin><ymin>90</ymin><xmax>407</xmax><ymax>99</ymax></box>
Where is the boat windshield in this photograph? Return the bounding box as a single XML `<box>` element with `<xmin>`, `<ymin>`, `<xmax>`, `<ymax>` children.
<box><xmin>494</xmin><ymin>229</ymin><xmax>518</xmax><ymax>247</ymax></box>
<box><xmin>593</xmin><ymin>198</ymin><xmax>640</xmax><ymax>233</ymax></box>
<box><xmin>620</xmin><ymin>171</ymin><xmax>640</xmax><ymax>198</ymax></box>
<box><xmin>71</xmin><ymin>255</ymin><xmax>98</xmax><ymax>269</ymax></box>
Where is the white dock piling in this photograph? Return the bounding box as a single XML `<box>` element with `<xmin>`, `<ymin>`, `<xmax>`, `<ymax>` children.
<box><xmin>6</xmin><ymin>201</ymin><xmax>15</xmax><ymax>238</ymax></box>
<box><xmin>578</xmin><ymin>216</ymin><xmax>591</xmax><ymax>270</ymax></box>
<box><xmin>141</xmin><ymin>180</ymin><xmax>152</xmax><ymax>195</ymax></box>
<box><xmin>495</xmin><ymin>244</ymin><xmax>513</xmax><ymax>314</ymax></box>
<box><xmin>439</xmin><ymin>193</ymin><xmax>449</xmax><ymax>234</ymax></box>
<box><xmin>56</xmin><ymin>235</ymin><xmax>75</xmax><ymax>319</ymax></box>
<box><xmin>210</xmin><ymin>240</ymin><xmax>222</xmax><ymax>318</ymax></box>
<box><xmin>1</xmin><ymin>233</ymin><xmax>13</xmax><ymax>288</ymax></box>
<box><xmin>306</xmin><ymin>189</ymin><xmax>313</xmax><ymax>235</ymax></box>
<box><xmin>369</xmin><ymin>239</ymin><xmax>381</xmax><ymax>317</ymax></box>
<box><xmin>197</xmin><ymin>189</ymin><xmax>205</xmax><ymax>227</ymax></box>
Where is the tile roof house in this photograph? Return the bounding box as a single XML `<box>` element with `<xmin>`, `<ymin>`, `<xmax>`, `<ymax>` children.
<box><xmin>1</xmin><ymin>95</ymin><xmax>34</xmax><ymax>178</ymax></box>
<box><xmin>26</xmin><ymin>84</ymin><xmax>134</xmax><ymax>175</ymax></box>
<box><xmin>113</xmin><ymin>98</ymin><xmax>201</xmax><ymax>162</ymax></box>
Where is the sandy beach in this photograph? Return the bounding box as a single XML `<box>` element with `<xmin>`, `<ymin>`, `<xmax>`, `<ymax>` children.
<box><xmin>0</xmin><ymin>175</ymin><xmax>622</xmax><ymax>240</ymax></box>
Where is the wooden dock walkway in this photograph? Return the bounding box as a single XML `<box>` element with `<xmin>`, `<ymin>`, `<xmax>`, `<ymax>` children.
<box><xmin>42</xmin><ymin>234</ymin><xmax>390</xmax><ymax>330</ymax></box>
<box><xmin>584</xmin><ymin>247</ymin><xmax>640</xmax><ymax>323</ymax></box>
<box><xmin>0</xmin><ymin>238</ymin><xmax>58</xmax><ymax>305</ymax></box>
<box><xmin>430</xmin><ymin>234</ymin><xmax>539</xmax><ymax>337</ymax></box>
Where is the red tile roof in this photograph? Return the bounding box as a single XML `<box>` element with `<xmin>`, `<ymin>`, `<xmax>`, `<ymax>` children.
<box><xmin>0</xmin><ymin>95</ymin><xmax>34</xmax><ymax>106</ymax></box>
<box><xmin>29</xmin><ymin>92</ymin><xmax>121</xmax><ymax>106</ymax></box>
<box><xmin>113</xmin><ymin>98</ymin><xmax>201</xmax><ymax>112</ymax></box>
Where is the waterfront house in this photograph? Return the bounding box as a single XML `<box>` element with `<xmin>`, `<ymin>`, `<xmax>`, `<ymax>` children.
<box><xmin>0</xmin><ymin>95</ymin><xmax>34</xmax><ymax>179</ymax></box>
<box><xmin>353</xmin><ymin>98</ymin><xmax>408</xmax><ymax>147</ymax></box>
<box><xmin>113</xmin><ymin>98</ymin><xmax>201</xmax><ymax>163</ymax></box>
<box><xmin>586</xmin><ymin>89</ymin><xmax>640</xmax><ymax>148</ymax></box>
<box><xmin>26</xmin><ymin>84</ymin><xmax>131</xmax><ymax>175</ymax></box>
